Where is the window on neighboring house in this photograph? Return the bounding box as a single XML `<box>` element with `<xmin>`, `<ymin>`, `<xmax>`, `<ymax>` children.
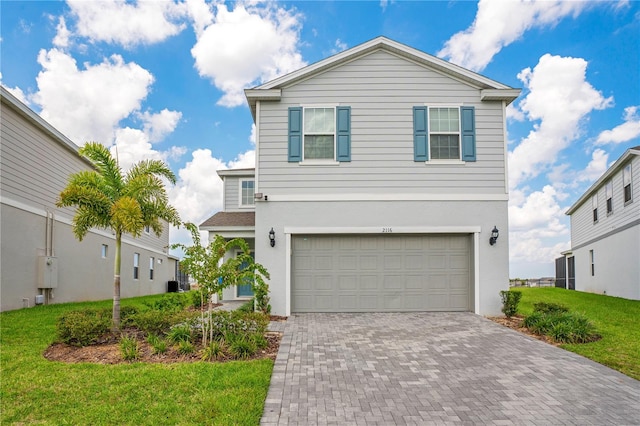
<box><xmin>623</xmin><ymin>163</ymin><xmax>632</xmax><ymax>204</ymax></box>
<box><xmin>413</xmin><ymin>106</ymin><xmax>476</xmax><ymax>162</ymax></box>
<box><xmin>101</xmin><ymin>244</ymin><xmax>108</xmax><ymax>259</ymax></box>
<box><xmin>149</xmin><ymin>257</ymin><xmax>154</xmax><ymax>280</ymax></box>
<box><xmin>133</xmin><ymin>253</ymin><xmax>140</xmax><ymax>280</ymax></box>
<box><xmin>288</xmin><ymin>106</ymin><xmax>351</xmax><ymax>162</ymax></box>
<box><xmin>606</xmin><ymin>180</ymin><xmax>613</xmax><ymax>215</ymax></box>
<box><xmin>592</xmin><ymin>194</ymin><xmax>598</xmax><ymax>223</ymax></box>
<box><xmin>144</xmin><ymin>225</ymin><xmax>150</xmax><ymax>234</ymax></box>
<box><xmin>590</xmin><ymin>250</ymin><xmax>595</xmax><ymax>276</ymax></box>
<box><xmin>240</xmin><ymin>179</ymin><xmax>255</xmax><ymax>206</ymax></box>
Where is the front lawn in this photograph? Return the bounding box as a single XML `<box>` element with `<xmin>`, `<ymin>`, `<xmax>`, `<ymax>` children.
<box><xmin>514</xmin><ymin>287</ymin><xmax>640</xmax><ymax>380</ymax></box>
<box><xmin>0</xmin><ymin>295</ymin><xmax>273</xmax><ymax>425</ymax></box>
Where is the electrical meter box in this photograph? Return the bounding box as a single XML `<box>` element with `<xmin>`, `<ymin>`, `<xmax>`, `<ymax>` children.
<box><xmin>37</xmin><ymin>256</ymin><xmax>58</xmax><ymax>288</ymax></box>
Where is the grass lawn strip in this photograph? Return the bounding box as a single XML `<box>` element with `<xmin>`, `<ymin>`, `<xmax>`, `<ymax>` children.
<box><xmin>511</xmin><ymin>287</ymin><xmax>640</xmax><ymax>381</ymax></box>
<box><xmin>0</xmin><ymin>295</ymin><xmax>273</xmax><ymax>425</ymax></box>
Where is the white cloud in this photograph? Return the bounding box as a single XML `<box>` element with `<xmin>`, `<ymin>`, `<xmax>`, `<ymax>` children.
<box><xmin>506</xmin><ymin>103</ymin><xmax>524</xmax><ymax>122</ymax></box>
<box><xmin>139</xmin><ymin>109</ymin><xmax>183</xmax><ymax>143</ymax></box>
<box><xmin>52</xmin><ymin>16</ymin><xmax>71</xmax><ymax>48</ymax></box>
<box><xmin>190</xmin><ymin>1</ymin><xmax>305</xmax><ymax>107</ymax></box>
<box><xmin>509</xmin><ymin>185</ymin><xmax>566</xmax><ymax>232</ymax></box>
<box><xmin>596</xmin><ymin>106</ymin><xmax>640</xmax><ymax>145</ymax></box>
<box><xmin>67</xmin><ymin>0</ymin><xmax>187</xmax><ymax>48</ymax></box>
<box><xmin>184</xmin><ymin>0</ymin><xmax>214</xmax><ymax>37</ymax></box>
<box><xmin>330</xmin><ymin>39</ymin><xmax>348</xmax><ymax>55</ymax></box>
<box><xmin>508</xmin><ymin>54</ymin><xmax>613</xmax><ymax>189</ymax></box>
<box><xmin>227</xmin><ymin>150</ymin><xmax>255</xmax><ymax>170</ymax></box>
<box><xmin>0</xmin><ymin>73</ymin><xmax>28</xmax><ymax>105</ymax></box>
<box><xmin>438</xmin><ymin>0</ymin><xmax>587</xmax><ymax>71</ymax></box>
<box><xmin>30</xmin><ymin>48</ymin><xmax>154</xmax><ymax>145</ymax></box>
<box><xmin>580</xmin><ymin>149</ymin><xmax>609</xmax><ymax>182</ymax></box>
<box><xmin>249</xmin><ymin>124</ymin><xmax>257</xmax><ymax>145</ymax></box>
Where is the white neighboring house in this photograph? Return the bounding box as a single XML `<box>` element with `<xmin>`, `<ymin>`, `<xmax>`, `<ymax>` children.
<box><xmin>202</xmin><ymin>37</ymin><xmax>520</xmax><ymax>316</ymax></box>
<box><xmin>559</xmin><ymin>146</ymin><xmax>640</xmax><ymax>300</ymax></box>
<box><xmin>0</xmin><ymin>87</ymin><xmax>179</xmax><ymax>311</ymax></box>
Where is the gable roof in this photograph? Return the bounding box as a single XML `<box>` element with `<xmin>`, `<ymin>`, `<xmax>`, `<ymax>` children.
<box><xmin>245</xmin><ymin>36</ymin><xmax>521</xmax><ymax>119</ymax></box>
<box><xmin>200</xmin><ymin>211</ymin><xmax>255</xmax><ymax>229</ymax></box>
<box><xmin>566</xmin><ymin>145</ymin><xmax>640</xmax><ymax>215</ymax></box>
<box><xmin>216</xmin><ymin>168</ymin><xmax>255</xmax><ymax>180</ymax></box>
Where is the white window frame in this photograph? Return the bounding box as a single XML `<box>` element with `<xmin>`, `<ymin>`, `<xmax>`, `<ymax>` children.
<box><xmin>429</xmin><ymin>106</ymin><xmax>461</xmax><ymax>161</ymax></box>
<box><xmin>302</xmin><ymin>105</ymin><xmax>337</xmax><ymax>163</ymax></box>
<box><xmin>101</xmin><ymin>244</ymin><xmax>108</xmax><ymax>259</ymax></box>
<box><xmin>239</xmin><ymin>179</ymin><xmax>255</xmax><ymax>208</ymax></box>
<box><xmin>590</xmin><ymin>249</ymin><xmax>595</xmax><ymax>276</ymax></box>
<box><xmin>144</xmin><ymin>225</ymin><xmax>150</xmax><ymax>234</ymax></box>
<box><xmin>149</xmin><ymin>257</ymin><xmax>154</xmax><ymax>280</ymax></box>
<box><xmin>234</xmin><ymin>249</ymin><xmax>255</xmax><ymax>299</ymax></box>
<box><xmin>605</xmin><ymin>180</ymin><xmax>613</xmax><ymax>215</ymax></box>
<box><xmin>623</xmin><ymin>163</ymin><xmax>632</xmax><ymax>205</ymax></box>
<box><xmin>133</xmin><ymin>253</ymin><xmax>140</xmax><ymax>280</ymax></box>
<box><xmin>592</xmin><ymin>194</ymin><xmax>598</xmax><ymax>224</ymax></box>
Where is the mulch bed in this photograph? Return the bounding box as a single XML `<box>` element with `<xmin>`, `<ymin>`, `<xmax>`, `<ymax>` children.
<box><xmin>44</xmin><ymin>318</ymin><xmax>287</xmax><ymax>365</ymax></box>
<box><xmin>487</xmin><ymin>315</ymin><xmax>561</xmax><ymax>346</ymax></box>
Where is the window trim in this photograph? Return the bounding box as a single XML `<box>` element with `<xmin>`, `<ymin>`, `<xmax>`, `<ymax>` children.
<box><xmin>428</xmin><ymin>106</ymin><xmax>462</xmax><ymax>161</ymax></box>
<box><xmin>592</xmin><ymin>194</ymin><xmax>598</xmax><ymax>224</ymax></box>
<box><xmin>623</xmin><ymin>163</ymin><xmax>632</xmax><ymax>205</ymax></box>
<box><xmin>144</xmin><ymin>225</ymin><xmax>150</xmax><ymax>234</ymax></box>
<box><xmin>101</xmin><ymin>244</ymin><xmax>108</xmax><ymax>259</ymax></box>
<box><xmin>149</xmin><ymin>257</ymin><xmax>154</xmax><ymax>280</ymax></box>
<box><xmin>239</xmin><ymin>179</ymin><xmax>255</xmax><ymax>208</ymax></box>
<box><xmin>133</xmin><ymin>253</ymin><xmax>140</xmax><ymax>280</ymax></box>
<box><xmin>302</xmin><ymin>105</ymin><xmax>337</xmax><ymax>163</ymax></box>
<box><xmin>589</xmin><ymin>249</ymin><xmax>595</xmax><ymax>276</ymax></box>
<box><xmin>605</xmin><ymin>180</ymin><xmax>613</xmax><ymax>215</ymax></box>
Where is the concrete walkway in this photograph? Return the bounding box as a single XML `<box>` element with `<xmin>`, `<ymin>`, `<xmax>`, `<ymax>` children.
<box><xmin>261</xmin><ymin>313</ymin><xmax>640</xmax><ymax>425</ymax></box>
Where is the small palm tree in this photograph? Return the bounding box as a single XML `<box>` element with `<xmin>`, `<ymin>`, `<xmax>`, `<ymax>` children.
<box><xmin>57</xmin><ymin>142</ymin><xmax>180</xmax><ymax>330</ymax></box>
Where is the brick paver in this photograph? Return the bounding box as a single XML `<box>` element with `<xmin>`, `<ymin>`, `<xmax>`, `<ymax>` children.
<box><xmin>261</xmin><ymin>313</ymin><xmax>640</xmax><ymax>425</ymax></box>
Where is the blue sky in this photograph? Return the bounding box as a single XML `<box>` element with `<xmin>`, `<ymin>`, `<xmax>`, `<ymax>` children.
<box><xmin>2</xmin><ymin>0</ymin><xmax>639</xmax><ymax>278</ymax></box>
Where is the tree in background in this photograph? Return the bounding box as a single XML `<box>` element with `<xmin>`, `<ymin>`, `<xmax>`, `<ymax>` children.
<box><xmin>57</xmin><ymin>142</ymin><xmax>180</xmax><ymax>330</ymax></box>
<box><xmin>172</xmin><ymin>223</ymin><xmax>270</xmax><ymax>345</ymax></box>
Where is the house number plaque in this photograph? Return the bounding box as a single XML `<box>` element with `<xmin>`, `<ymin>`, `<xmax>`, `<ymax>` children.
<box><xmin>382</xmin><ymin>227</ymin><xmax>393</xmax><ymax>233</ymax></box>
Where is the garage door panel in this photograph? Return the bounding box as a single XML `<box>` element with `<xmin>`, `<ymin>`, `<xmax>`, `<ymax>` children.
<box><xmin>292</xmin><ymin>234</ymin><xmax>470</xmax><ymax>312</ymax></box>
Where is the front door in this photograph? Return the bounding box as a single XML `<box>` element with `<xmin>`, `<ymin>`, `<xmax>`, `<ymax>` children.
<box><xmin>567</xmin><ymin>256</ymin><xmax>576</xmax><ymax>290</ymax></box>
<box><xmin>237</xmin><ymin>251</ymin><xmax>254</xmax><ymax>297</ymax></box>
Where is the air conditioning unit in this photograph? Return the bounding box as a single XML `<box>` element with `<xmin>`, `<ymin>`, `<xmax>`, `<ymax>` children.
<box><xmin>37</xmin><ymin>256</ymin><xmax>58</xmax><ymax>288</ymax></box>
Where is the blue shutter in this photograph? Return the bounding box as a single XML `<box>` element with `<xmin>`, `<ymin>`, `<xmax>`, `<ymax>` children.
<box><xmin>413</xmin><ymin>106</ymin><xmax>428</xmax><ymax>162</ymax></box>
<box><xmin>461</xmin><ymin>106</ymin><xmax>476</xmax><ymax>162</ymax></box>
<box><xmin>288</xmin><ymin>107</ymin><xmax>302</xmax><ymax>162</ymax></box>
<box><xmin>336</xmin><ymin>106</ymin><xmax>351</xmax><ymax>162</ymax></box>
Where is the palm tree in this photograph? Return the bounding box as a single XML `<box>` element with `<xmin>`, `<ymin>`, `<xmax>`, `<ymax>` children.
<box><xmin>57</xmin><ymin>142</ymin><xmax>180</xmax><ymax>330</ymax></box>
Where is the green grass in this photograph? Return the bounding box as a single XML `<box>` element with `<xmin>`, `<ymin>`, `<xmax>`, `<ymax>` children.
<box><xmin>515</xmin><ymin>287</ymin><xmax>640</xmax><ymax>380</ymax></box>
<box><xmin>0</xmin><ymin>295</ymin><xmax>273</xmax><ymax>425</ymax></box>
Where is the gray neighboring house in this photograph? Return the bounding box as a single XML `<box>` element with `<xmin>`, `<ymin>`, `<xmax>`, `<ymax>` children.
<box><xmin>558</xmin><ymin>146</ymin><xmax>639</xmax><ymax>300</ymax></box>
<box><xmin>0</xmin><ymin>86</ymin><xmax>178</xmax><ymax>311</ymax></box>
<box><xmin>202</xmin><ymin>36</ymin><xmax>520</xmax><ymax>316</ymax></box>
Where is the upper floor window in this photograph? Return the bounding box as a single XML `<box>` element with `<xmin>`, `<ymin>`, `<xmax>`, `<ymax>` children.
<box><xmin>605</xmin><ymin>180</ymin><xmax>613</xmax><ymax>215</ymax></box>
<box><xmin>149</xmin><ymin>257</ymin><xmax>155</xmax><ymax>280</ymax></box>
<box><xmin>133</xmin><ymin>253</ymin><xmax>140</xmax><ymax>280</ymax></box>
<box><xmin>240</xmin><ymin>179</ymin><xmax>255</xmax><ymax>206</ymax></box>
<box><xmin>623</xmin><ymin>163</ymin><xmax>632</xmax><ymax>204</ymax></box>
<box><xmin>592</xmin><ymin>194</ymin><xmax>598</xmax><ymax>223</ymax></box>
<box><xmin>144</xmin><ymin>225</ymin><xmax>150</xmax><ymax>234</ymax></box>
<box><xmin>429</xmin><ymin>107</ymin><xmax>460</xmax><ymax>160</ymax></box>
<box><xmin>304</xmin><ymin>108</ymin><xmax>335</xmax><ymax>160</ymax></box>
<box><xmin>288</xmin><ymin>106</ymin><xmax>351</xmax><ymax>163</ymax></box>
<box><xmin>101</xmin><ymin>244</ymin><xmax>108</xmax><ymax>259</ymax></box>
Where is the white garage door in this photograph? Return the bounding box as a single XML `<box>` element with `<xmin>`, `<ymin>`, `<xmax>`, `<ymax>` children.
<box><xmin>292</xmin><ymin>234</ymin><xmax>472</xmax><ymax>312</ymax></box>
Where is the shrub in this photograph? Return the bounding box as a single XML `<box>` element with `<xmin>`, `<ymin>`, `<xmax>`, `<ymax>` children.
<box><xmin>201</xmin><ymin>340</ymin><xmax>226</xmax><ymax>361</ymax></box>
<box><xmin>238</xmin><ymin>299</ymin><xmax>255</xmax><ymax>313</ymax></box>
<box><xmin>144</xmin><ymin>293</ymin><xmax>188</xmax><ymax>312</ymax></box>
<box><xmin>147</xmin><ymin>334</ymin><xmax>168</xmax><ymax>355</ymax></box>
<box><xmin>523</xmin><ymin>311</ymin><xmax>599</xmax><ymax>344</ymax></box>
<box><xmin>247</xmin><ymin>332</ymin><xmax>268</xmax><ymax>350</ymax></box>
<box><xmin>56</xmin><ymin>309</ymin><xmax>111</xmax><ymax>347</ymax></box>
<box><xmin>120</xmin><ymin>335</ymin><xmax>140</xmax><ymax>361</ymax></box>
<box><xmin>227</xmin><ymin>334</ymin><xmax>257</xmax><ymax>359</ymax></box>
<box><xmin>500</xmin><ymin>290</ymin><xmax>522</xmax><ymax>318</ymax></box>
<box><xmin>131</xmin><ymin>309</ymin><xmax>173</xmax><ymax>336</ymax></box>
<box><xmin>253</xmin><ymin>280</ymin><xmax>271</xmax><ymax>315</ymax></box>
<box><xmin>167</xmin><ymin>323</ymin><xmax>193</xmax><ymax>344</ymax></box>
<box><xmin>533</xmin><ymin>302</ymin><xmax>569</xmax><ymax>315</ymax></box>
<box><xmin>188</xmin><ymin>289</ymin><xmax>206</xmax><ymax>309</ymax></box>
<box><xmin>176</xmin><ymin>340</ymin><xmax>195</xmax><ymax>355</ymax></box>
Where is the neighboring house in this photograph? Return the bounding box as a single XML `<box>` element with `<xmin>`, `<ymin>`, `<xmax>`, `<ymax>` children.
<box><xmin>0</xmin><ymin>86</ymin><xmax>178</xmax><ymax>311</ymax></box>
<box><xmin>200</xmin><ymin>168</ymin><xmax>256</xmax><ymax>300</ymax></box>
<box><xmin>557</xmin><ymin>146</ymin><xmax>639</xmax><ymax>300</ymax></box>
<box><xmin>202</xmin><ymin>36</ymin><xmax>520</xmax><ymax>316</ymax></box>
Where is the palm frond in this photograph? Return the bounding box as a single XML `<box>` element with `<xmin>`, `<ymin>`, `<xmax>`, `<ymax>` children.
<box><xmin>111</xmin><ymin>196</ymin><xmax>143</xmax><ymax>237</ymax></box>
<box><xmin>126</xmin><ymin>159</ymin><xmax>176</xmax><ymax>185</ymax></box>
<box><xmin>79</xmin><ymin>142</ymin><xmax>124</xmax><ymax>195</ymax></box>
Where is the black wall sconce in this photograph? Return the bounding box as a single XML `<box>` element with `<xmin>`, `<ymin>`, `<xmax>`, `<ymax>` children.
<box><xmin>489</xmin><ymin>226</ymin><xmax>499</xmax><ymax>246</ymax></box>
<box><xmin>269</xmin><ymin>227</ymin><xmax>276</xmax><ymax>247</ymax></box>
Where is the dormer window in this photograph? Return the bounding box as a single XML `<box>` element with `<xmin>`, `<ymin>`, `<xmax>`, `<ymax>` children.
<box><xmin>240</xmin><ymin>179</ymin><xmax>255</xmax><ymax>206</ymax></box>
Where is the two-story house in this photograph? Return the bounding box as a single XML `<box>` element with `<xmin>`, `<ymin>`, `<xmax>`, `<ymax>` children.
<box><xmin>202</xmin><ymin>37</ymin><xmax>520</xmax><ymax>316</ymax></box>
<box><xmin>0</xmin><ymin>87</ymin><xmax>179</xmax><ymax>311</ymax></box>
<box><xmin>558</xmin><ymin>146</ymin><xmax>639</xmax><ymax>300</ymax></box>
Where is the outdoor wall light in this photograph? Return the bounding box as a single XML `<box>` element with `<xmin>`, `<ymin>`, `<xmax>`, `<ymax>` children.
<box><xmin>489</xmin><ymin>226</ymin><xmax>499</xmax><ymax>246</ymax></box>
<box><xmin>269</xmin><ymin>227</ymin><xmax>276</xmax><ymax>247</ymax></box>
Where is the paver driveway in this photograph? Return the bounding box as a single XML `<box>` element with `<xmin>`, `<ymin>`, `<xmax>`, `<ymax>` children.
<box><xmin>262</xmin><ymin>313</ymin><xmax>640</xmax><ymax>425</ymax></box>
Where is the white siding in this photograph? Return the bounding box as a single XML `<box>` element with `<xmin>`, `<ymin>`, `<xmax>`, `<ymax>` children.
<box><xmin>257</xmin><ymin>50</ymin><xmax>507</xmax><ymax>196</ymax></box>
<box><xmin>222</xmin><ymin>175</ymin><xmax>255</xmax><ymax>212</ymax></box>
<box><xmin>571</xmin><ymin>156</ymin><xmax>640</xmax><ymax>248</ymax></box>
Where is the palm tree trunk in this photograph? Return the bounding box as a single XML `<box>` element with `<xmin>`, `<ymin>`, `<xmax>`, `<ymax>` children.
<box><xmin>113</xmin><ymin>232</ymin><xmax>122</xmax><ymax>331</ymax></box>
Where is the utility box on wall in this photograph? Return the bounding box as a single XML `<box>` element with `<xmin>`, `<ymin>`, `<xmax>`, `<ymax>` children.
<box><xmin>37</xmin><ymin>256</ymin><xmax>58</xmax><ymax>288</ymax></box>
